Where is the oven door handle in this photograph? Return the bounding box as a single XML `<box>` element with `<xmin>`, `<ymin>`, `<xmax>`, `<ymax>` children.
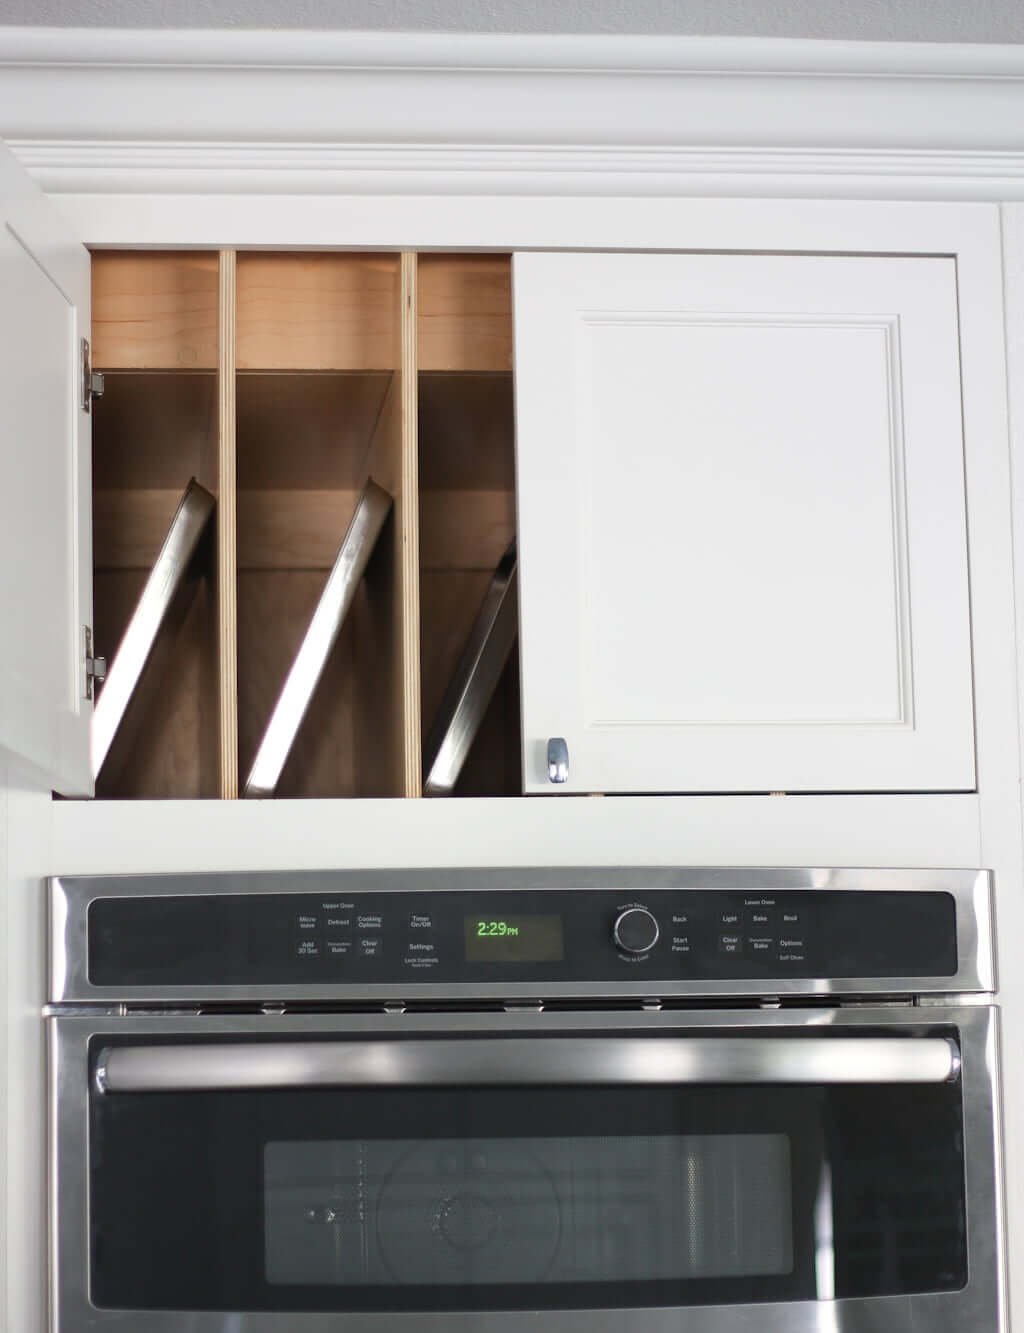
<box><xmin>94</xmin><ymin>1035</ymin><xmax>960</xmax><ymax>1093</ymax></box>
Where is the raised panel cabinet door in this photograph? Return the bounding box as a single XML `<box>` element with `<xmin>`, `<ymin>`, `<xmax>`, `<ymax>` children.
<box><xmin>513</xmin><ymin>251</ymin><xmax>974</xmax><ymax>794</ymax></box>
<box><xmin>0</xmin><ymin>142</ymin><xmax>92</xmax><ymax>794</ymax></box>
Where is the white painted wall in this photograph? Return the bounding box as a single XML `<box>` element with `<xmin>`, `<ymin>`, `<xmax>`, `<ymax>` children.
<box><xmin>0</xmin><ymin>0</ymin><xmax>1022</xmax><ymax>42</ymax></box>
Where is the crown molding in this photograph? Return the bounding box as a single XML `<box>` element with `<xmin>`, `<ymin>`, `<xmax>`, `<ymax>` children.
<box><xmin>3</xmin><ymin>29</ymin><xmax>1024</xmax><ymax>200</ymax></box>
<box><xmin>11</xmin><ymin>142</ymin><xmax>1024</xmax><ymax>201</ymax></box>
<box><xmin>3</xmin><ymin>28</ymin><xmax>1024</xmax><ymax>74</ymax></box>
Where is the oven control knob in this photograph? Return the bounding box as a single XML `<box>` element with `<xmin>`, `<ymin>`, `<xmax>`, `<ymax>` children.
<box><xmin>613</xmin><ymin>908</ymin><xmax>660</xmax><ymax>955</ymax></box>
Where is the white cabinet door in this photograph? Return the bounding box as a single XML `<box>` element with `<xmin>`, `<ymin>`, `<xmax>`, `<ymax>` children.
<box><xmin>0</xmin><ymin>143</ymin><xmax>92</xmax><ymax>795</ymax></box>
<box><xmin>513</xmin><ymin>251</ymin><xmax>974</xmax><ymax>794</ymax></box>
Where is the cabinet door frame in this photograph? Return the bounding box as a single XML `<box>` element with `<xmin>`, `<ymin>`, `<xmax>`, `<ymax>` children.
<box><xmin>0</xmin><ymin>142</ymin><xmax>93</xmax><ymax>795</ymax></box>
<box><xmin>512</xmin><ymin>248</ymin><xmax>976</xmax><ymax>794</ymax></box>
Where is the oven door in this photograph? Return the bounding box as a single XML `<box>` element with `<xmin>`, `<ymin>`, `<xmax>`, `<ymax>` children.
<box><xmin>51</xmin><ymin>1004</ymin><xmax>1002</xmax><ymax>1332</ymax></box>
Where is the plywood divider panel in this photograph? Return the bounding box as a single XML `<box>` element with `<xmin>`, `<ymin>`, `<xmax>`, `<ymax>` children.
<box><xmin>195</xmin><ymin>323</ymin><xmax>221</xmax><ymax>799</ymax></box>
<box><xmin>353</xmin><ymin>253</ymin><xmax>421</xmax><ymax>797</ymax></box>
<box><xmin>400</xmin><ymin>253</ymin><xmax>422</xmax><ymax>796</ymax></box>
<box><xmin>91</xmin><ymin>251</ymin><xmax>219</xmax><ymax>370</ymax></box>
<box><xmin>418</xmin><ymin>255</ymin><xmax>513</xmax><ymax>372</ymax></box>
<box><xmin>236</xmin><ymin>253</ymin><xmax>399</xmax><ymax>371</ymax></box>
<box><xmin>218</xmin><ymin>251</ymin><xmax>239</xmax><ymax>799</ymax></box>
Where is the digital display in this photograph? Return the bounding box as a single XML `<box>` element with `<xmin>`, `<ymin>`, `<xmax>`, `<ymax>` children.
<box><xmin>464</xmin><ymin>914</ymin><xmax>564</xmax><ymax>963</ymax></box>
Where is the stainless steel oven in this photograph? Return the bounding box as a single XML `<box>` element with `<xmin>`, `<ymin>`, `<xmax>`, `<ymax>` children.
<box><xmin>49</xmin><ymin>867</ymin><xmax>1004</xmax><ymax>1332</ymax></box>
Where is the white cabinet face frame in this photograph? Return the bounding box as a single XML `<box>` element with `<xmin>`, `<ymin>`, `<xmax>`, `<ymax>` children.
<box><xmin>512</xmin><ymin>249</ymin><xmax>975</xmax><ymax>794</ymax></box>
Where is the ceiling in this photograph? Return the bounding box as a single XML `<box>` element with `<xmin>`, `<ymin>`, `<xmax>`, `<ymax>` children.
<box><xmin>0</xmin><ymin>0</ymin><xmax>1022</xmax><ymax>42</ymax></box>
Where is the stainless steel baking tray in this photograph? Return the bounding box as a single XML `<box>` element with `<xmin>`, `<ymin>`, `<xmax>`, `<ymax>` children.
<box><xmin>243</xmin><ymin>479</ymin><xmax>393</xmax><ymax>798</ymax></box>
<box><xmin>423</xmin><ymin>540</ymin><xmax>518</xmax><ymax>796</ymax></box>
<box><xmin>91</xmin><ymin>478</ymin><xmax>216</xmax><ymax>780</ymax></box>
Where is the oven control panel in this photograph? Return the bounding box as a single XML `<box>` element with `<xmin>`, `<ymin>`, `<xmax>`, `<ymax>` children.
<box><xmin>87</xmin><ymin>885</ymin><xmax>958</xmax><ymax>989</ymax></box>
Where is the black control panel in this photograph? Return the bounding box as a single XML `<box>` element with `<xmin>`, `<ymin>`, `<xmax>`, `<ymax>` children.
<box><xmin>88</xmin><ymin>886</ymin><xmax>958</xmax><ymax>988</ymax></box>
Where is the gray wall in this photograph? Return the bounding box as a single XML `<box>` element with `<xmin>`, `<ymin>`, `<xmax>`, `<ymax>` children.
<box><xmin>0</xmin><ymin>0</ymin><xmax>1023</xmax><ymax>43</ymax></box>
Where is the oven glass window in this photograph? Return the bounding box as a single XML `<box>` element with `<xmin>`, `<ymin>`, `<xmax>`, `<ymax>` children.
<box><xmin>88</xmin><ymin>1039</ymin><xmax>967</xmax><ymax>1313</ymax></box>
<box><xmin>265</xmin><ymin>1133</ymin><xmax>792</xmax><ymax>1287</ymax></box>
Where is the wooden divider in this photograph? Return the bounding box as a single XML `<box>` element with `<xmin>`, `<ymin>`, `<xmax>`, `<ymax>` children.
<box><xmin>400</xmin><ymin>253</ymin><xmax>423</xmax><ymax>797</ymax></box>
<box><xmin>217</xmin><ymin>251</ymin><xmax>239</xmax><ymax>798</ymax></box>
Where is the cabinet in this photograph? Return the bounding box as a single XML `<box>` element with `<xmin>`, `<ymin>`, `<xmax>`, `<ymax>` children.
<box><xmin>0</xmin><ymin>152</ymin><xmax>980</xmax><ymax>801</ymax></box>
<box><xmin>514</xmin><ymin>251</ymin><xmax>975</xmax><ymax>794</ymax></box>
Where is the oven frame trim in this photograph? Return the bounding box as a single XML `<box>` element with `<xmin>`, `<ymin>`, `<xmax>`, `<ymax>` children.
<box><xmin>50</xmin><ymin>1001</ymin><xmax>1003</xmax><ymax>1333</ymax></box>
<box><xmin>49</xmin><ymin>866</ymin><xmax>994</xmax><ymax>1004</ymax></box>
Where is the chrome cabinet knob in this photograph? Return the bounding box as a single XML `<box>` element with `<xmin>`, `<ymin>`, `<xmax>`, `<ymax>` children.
<box><xmin>547</xmin><ymin>737</ymin><xmax>569</xmax><ymax>784</ymax></box>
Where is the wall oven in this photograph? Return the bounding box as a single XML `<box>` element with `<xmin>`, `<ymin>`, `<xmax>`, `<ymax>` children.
<box><xmin>49</xmin><ymin>867</ymin><xmax>1004</xmax><ymax>1332</ymax></box>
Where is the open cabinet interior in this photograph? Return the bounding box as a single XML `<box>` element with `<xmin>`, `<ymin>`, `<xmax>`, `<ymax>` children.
<box><xmin>418</xmin><ymin>256</ymin><xmax>521</xmax><ymax>796</ymax></box>
<box><xmin>235</xmin><ymin>253</ymin><xmax>406</xmax><ymax>799</ymax></box>
<box><xmin>89</xmin><ymin>249</ymin><xmax>519</xmax><ymax>800</ymax></box>
<box><xmin>90</xmin><ymin>253</ymin><xmax>220</xmax><ymax>798</ymax></box>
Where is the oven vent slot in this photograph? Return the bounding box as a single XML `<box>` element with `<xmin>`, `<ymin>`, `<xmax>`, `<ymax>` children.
<box><xmin>115</xmin><ymin>994</ymin><xmax>916</xmax><ymax>1019</ymax></box>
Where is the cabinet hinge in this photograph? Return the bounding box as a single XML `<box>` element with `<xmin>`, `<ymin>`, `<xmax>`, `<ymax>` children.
<box><xmin>82</xmin><ymin>625</ymin><xmax>107</xmax><ymax>702</ymax></box>
<box><xmin>80</xmin><ymin>338</ymin><xmax>104</xmax><ymax>413</ymax></box>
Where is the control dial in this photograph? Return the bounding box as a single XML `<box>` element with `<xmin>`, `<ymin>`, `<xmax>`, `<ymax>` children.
<box><xmin>613</xmin><ymin>907</ymin><xmax>660</xmax><ymax>955</ymax></box>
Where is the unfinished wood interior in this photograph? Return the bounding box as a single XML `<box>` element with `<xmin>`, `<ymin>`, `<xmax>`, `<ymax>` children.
<box><xmin>418</xmin><ymin>253</ymin><xmax>521</xmax><ymax>796</ymax></box>
<box><xmin>235</xmin><ymin>251</ymin><xmax>408</xmax><ymax>798</ymax></box>
<box><xmin>235</xmin><ymin>371</ymin><xmax>402</xmax><ymax>797</ymax></box>
<box><xmin>418</xmin><ymin>254</ymin><xmax>514</xmax><ymax>372</ymax></box>
<box><xmin>236</xmin><ymin>252</ymin><xmax>399</xmax><ymax>371</ymax></box>
<box><xmin>92</xmin><ymin>251</ymin><xmax>220</xmax><ymax>370</ymax></box>
<box><xmin>89</xmin><ymin>249</ymin><xmax>519</xmax><ymax>799</ymax></box>
<box><xmin>90</xmin><ymin>252</ymin><xmax>221</xmax><ymax>797</ymax></box>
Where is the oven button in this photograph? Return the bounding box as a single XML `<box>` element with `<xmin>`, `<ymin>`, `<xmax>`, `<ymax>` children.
<box><xmin>613</xmin><ymin>908</ymin><xmax>660</xmax><ymax>955</ymax></box>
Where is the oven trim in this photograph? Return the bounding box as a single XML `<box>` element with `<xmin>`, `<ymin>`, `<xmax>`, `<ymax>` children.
<box><xmin>50</xmin><ymin>1002</ymin><xmax>1003</xmax><ymax>1333</ymax></box>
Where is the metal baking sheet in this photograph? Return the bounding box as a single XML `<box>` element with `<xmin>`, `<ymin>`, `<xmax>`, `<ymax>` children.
<box><xmin>244</xmin><ymin>478</ymin><xmax>393</xmax><ymax>799</ymax></box>
<box><xmin>423</xmin><ymin>540</ymin><xmax>518</xmax><ymax>796</ymax></box>
<box><xmin>91</xmin><ymin>477</ymin><xmax>216</xmax><ymax>780</ymax></box>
